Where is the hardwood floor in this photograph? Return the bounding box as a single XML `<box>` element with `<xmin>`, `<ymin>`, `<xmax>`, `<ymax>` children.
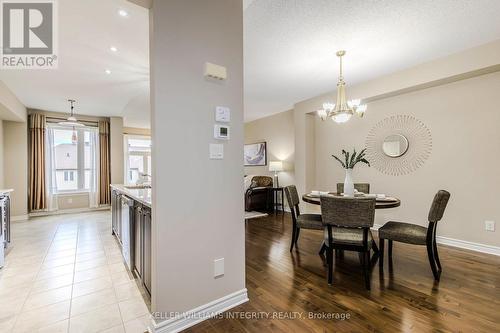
<box><xmin>186</xmin><ymin>213</ymin><xmax>500</xmax><ymax>333</ymax></box>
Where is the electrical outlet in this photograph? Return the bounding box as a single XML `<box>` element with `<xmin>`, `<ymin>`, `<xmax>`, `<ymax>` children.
<box><xmin>214</xmin><ymin>258</ymin><xmax>224</xmax><ymax>278</ymax></box>
<box><xmin>485</xmin><ymin>220</ymin><xmax>495</xmax><ymax>232</ymax></box>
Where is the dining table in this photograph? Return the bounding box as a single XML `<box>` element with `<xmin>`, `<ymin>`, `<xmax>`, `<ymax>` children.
<box><xmin>302</xmin><ymin>192</ymin><xmax>401</xmax><ymax>209</ymax></box>
<box><xmin>302</xmin><ymin>192</ymin><xmax>401</xmax><ymax>255</ymax></box>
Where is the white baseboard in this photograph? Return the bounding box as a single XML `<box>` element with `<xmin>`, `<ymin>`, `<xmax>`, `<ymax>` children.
<box><xmin>11</xmin><ymin>214</ymin><xmax>29</xmax><ymax>222</ymax></box>
<box><xmin>373</xmin><ymin>224</ymin><xmax>500</xmax><ymax>256</ymax></box>
<box><xmin>150</xmin><ymin>288</ymin><xmax>249</xmax><ymax>333</ymax></box>
<box><xmin>29</xmin><ymin>206</ymin><xmax>110</xmax><ymax>218</ymax></box>
<box><xmin>436</xmin><ymin>236</ymin><xmax>500</xmax><ymax>256</ymax></box>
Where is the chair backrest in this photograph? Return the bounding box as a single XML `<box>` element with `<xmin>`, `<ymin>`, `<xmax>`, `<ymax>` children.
<box><xmin>428</xmin><ymin>190</ymin><xmax>450</xmax><ymax>223</ymax></box>
<box><xmin>336</xmin><ymin>183</ymin><xmax>370</xmax><ymax>194</ymax></box>
<box><xmin>251</xmin><ymin>176</ymin><xmax>273</xmax><ymax>188</ymax></box>
<box><xmin>320</xmin><ymin>195</ymin><xmax>375</xmax><ymax>228</ymax></box>
<box><xmin>284</xmin><ymin>185</ymin><xmax>300</xmax><ymax>208</ymax></box>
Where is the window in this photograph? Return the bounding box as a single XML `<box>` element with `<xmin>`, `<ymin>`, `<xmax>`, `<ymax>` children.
<box><xmin>125</xmin><ymin>135</ymin><xmax>151</xmax><ymax>184</ymax></box>
<box><xmin>47</xmin><ymin>124</ymin><xmax>98</xmax><ymax>193</ymax></box>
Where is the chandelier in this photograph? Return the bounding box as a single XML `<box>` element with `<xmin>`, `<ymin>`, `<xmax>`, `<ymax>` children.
<box><xmin>317</xmin><ymin>50</ymin><xmax>367</xmax><ymax>123</ymax></box>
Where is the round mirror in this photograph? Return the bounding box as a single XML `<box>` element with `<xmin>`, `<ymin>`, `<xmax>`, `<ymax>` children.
<box><xmin>382</xmin><ymin>134</ymin><xmax>409</xmax><ymax>157</ymax></box>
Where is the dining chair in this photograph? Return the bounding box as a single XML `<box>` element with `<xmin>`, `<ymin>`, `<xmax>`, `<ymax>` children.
<box><xmin>336</xmin><ymin>183</ymin><xmax>370</xmax><ymax>194</ymax></box>
<box><xmin>378</xmin><ymin>190</ymin><xmax>450</xmax><ymax>281</ymax></box>
<box><xmin>320</xmin><ymin>195</ymin><xmax>376</xmax><ymax>289</ymax></box>
<box><xmin>284</xmin><ymin>185</ymin><xmax>323</xmax><ymax>252</ymax></box>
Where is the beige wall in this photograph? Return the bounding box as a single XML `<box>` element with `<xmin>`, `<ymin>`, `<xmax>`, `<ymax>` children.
<box><xmin>3</xmin><ymin>120</ymin><xmax>28</xmax><ymax>217</ymax></box>
<box><xmin>57</xmin><ymin>193</ymin><xmax>90</xmax><ymax>210</ymax></box>
<box><xmin>244</xmin><ymin>110</ymin><xmax>295</xmax><ymax>189</ymax></box>
<box><xmin>290</xmin><ymin>42</ymin><xmax>500</xmax><ymax>248</ymax></box>
<box><xmin>0</xmin><ymin>81</ymin><xmax>26</xmax><ymax>122</ymax></box>
<box><xmin>150</xmin><ymin>0</ymin><xmax>245</xmax><ymax>322</ymax></box>
<box><xmin>123</xmin><ymin>127</ymin><xmax>151</xmax><ymax>136</ymax></box>
<box><xmin>312</xmin><ymin>72</ymin><xmax>500</xmax><ymax>247</ymax></box>
<box><xmin>110</xmin><ymin>117</ymin><xmax>125</xmax><ymax>184</ymax></box>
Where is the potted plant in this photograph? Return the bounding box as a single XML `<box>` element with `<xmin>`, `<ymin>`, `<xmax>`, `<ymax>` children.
<box><xmin>332</xmin><ymin>148</ymin><xmax>370</xmax><ymax>196</ymax></box>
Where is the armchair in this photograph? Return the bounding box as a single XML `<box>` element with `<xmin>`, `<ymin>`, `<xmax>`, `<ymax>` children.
<box><xmin>245</xmin><ymin>176</ymin><xmax>273</xmax><ymax>212</ymax></box>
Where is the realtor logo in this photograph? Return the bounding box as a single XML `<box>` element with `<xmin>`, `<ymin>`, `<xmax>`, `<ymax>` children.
<box><xmin>1</xmin><ymin>0</ymin><xmax>58</xmax><ymax>68</ymax></box>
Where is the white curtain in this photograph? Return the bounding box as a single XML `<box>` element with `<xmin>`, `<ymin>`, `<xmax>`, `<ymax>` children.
<box><xmin>45</xmin><ymin>127</ymin><xmax>59</xmax><ymax>211</ymax></box>
<box><xmin>88</xmin><ymin>129</ymin><xmax>100</xmax><ymax>208</ymax></box>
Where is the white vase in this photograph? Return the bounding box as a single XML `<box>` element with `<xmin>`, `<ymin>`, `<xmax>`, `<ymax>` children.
<box><xmin>344</xmin><ymin>169</ymin><xmax>354</xmax><ymax>197</ymax></box>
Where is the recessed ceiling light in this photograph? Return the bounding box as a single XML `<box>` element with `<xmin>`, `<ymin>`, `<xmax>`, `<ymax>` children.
<box><xmin>105</xmin><ymin>69</ymin><xmax>112</xmax><ymax>74</ymax></box>
<box><xmin>110</xmin><ymin>46</ymin><xmax>117</xmax><ymax>52</ymax></box>
<box><xmin>118</xmin><ymin>9</ymin><xmax>128</xmax><ymax>17</ymax></box>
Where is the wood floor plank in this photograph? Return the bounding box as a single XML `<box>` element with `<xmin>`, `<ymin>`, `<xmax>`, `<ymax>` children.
<box><xmin>189</xmin><ymin>213</ymin><xmax>500</xmax><ymax>332</ymax></box>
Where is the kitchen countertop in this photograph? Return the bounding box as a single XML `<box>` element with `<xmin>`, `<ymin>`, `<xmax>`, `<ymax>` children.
<box><xmin>110</xmin><ymin>184</ymin><xmax>151</xmax><ymax>207</ymax></box>
<box><xmin>0</xmin><ymin>189</ymin><xmax>13</xmax><ymax>196</ymax></box>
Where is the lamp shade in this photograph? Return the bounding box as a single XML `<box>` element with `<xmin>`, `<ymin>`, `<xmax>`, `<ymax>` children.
<box><xmin>269</xmin><ymin>161</ymin><xmax>283</xmax><ymax>172</ymax></box>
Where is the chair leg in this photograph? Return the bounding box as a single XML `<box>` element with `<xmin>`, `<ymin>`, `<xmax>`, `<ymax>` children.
<box><xmin>388</xmin><ymin>240</ymin><xmax>393</xmax><ymax>261</ymax></box>
<box><xmin>433</xmin><ymin>239</ymin><xmax>442</xmax><ymax>271</ymax></box>
<box><xmin>359</xmin><ymin>251</ymin><xmax>371</xmax><ymax>290</ymax></box>
<box><xmin>427</xmin><ymin>241</ymin><xmax>440</xmax><ymax>281</ymax></box>
<box><xmin>319</xmin><ymin>242</ymin><xmax>326</xmax><ymax>255</ymax></box>
<box><xmin>290</xmin><ymin>227</ymin><xmax>296</xmax><ymax>252</ymax></box>
<box><xmin>379</xmin><ymin>238</ymin><xmax>385</xmax><ymax>270</ymax></box>
<box><xmin>326</xmin><ymin>247</ymin><xmax>334</xmax><ymax>285</ymax></box>
<box><xmin>371</xmin><ymin>239</ymin><xmax>379</xmax><ymax>254</ymax></box>
<box><xmin>295</xmin><ymin>228</ymin><xmax>301</xmax><ymax>246</ymax></box>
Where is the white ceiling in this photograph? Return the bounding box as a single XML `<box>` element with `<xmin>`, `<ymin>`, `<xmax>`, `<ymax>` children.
<box><xmin>0</xmin><ymin>0</ymin><xmax>150</xmax><ymax>128</ymax></box>
<box><xmin>2</xmin><ymin>1</ymin><xmax>500</xmax><ymax>126</ymax></box>
<box><xmin>244</xmin><ymin>0</ymin><xmax>500</xmax><ymax>121</ymax></box>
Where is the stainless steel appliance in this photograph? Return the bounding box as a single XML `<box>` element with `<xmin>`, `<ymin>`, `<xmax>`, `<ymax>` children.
<box><xmin>0</xmin><ymin>195</ymin><xmax>10</xmax><ymax>268</ymax></box>
<box><xmin>120</xmin><ymin>195</ymin><xmax>135</xmax><ymax>271</ymax></box>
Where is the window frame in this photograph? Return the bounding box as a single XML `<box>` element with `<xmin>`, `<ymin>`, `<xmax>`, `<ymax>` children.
<box><xmin>124</xmin><ymin>134</ymin><xmax>151</xmax><ymax>185</ymax></box>
<box><xmin>47</xmin><ymin>123</ymin><xmax>98</xmax><ymax>194</ymax></box>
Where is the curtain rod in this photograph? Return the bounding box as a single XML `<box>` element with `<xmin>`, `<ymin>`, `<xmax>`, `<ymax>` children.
<box><xmin>45</xmin><ymin>116</ymin><xmax>99</xmax><ymax>126</ymax></box>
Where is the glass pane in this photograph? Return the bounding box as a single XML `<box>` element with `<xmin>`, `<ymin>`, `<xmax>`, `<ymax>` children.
<box><xmin>128</xmin><ymin>138</ymin><xmax>151</xmax><ymax>153</ymax></box>
<box><xmin>128</xmin><ymin>155</ymin><xmax>144</xmax><ymax>184</ymax></box>
<box><xmin>54</xmin><ymin>128</ymin><xmax>78</xmax><ymax>191</ymax></box>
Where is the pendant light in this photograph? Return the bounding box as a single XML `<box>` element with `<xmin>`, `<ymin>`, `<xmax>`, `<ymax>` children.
<box><xmin>58</xmin><ymin>99</ymin><xmax>85</xmax><ymax>127</ymax></box>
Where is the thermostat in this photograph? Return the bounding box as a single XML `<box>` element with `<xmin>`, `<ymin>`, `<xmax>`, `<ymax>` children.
<box><xmin>214</xmin><ymin>125</ymin><xmax>230</xmax><ymax>140</ymax></box>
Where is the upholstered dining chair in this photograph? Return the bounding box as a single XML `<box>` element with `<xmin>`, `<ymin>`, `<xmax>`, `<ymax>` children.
<box><xmin>336</xmin><ymin>183</ymin><xmax>370</xmax><ymax>194</ymax></box>
<box><xmin>284</xmin><ymin>185</ymin><xmax>323</xmax><ymax>252</ymax></box>
<box><xmin>378</xmin><ymin>190</ymin><xmax>450</xmax><ymax>281</ymax></box>
<box><xmin>320</xmin><ymin>195</ymin><xmax>376</xmax><ymax>289</ymax></box>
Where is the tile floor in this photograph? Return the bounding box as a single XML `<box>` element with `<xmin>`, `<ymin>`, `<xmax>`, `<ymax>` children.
<box><xmin>0</xmin><ymin>211</ymin><xmax>151</xmax><ymax>333</ymax></box>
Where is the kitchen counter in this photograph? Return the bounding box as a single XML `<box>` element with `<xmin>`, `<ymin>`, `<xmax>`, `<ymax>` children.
<box><xmin>0</xmin><ymin>189</ymin><xmax>13</xmax><ymax>196</ymax></box>
<box><xmin>110</xmin><ymin>184</ymin><xmax>151</xmax><ymax>207</ymax></box>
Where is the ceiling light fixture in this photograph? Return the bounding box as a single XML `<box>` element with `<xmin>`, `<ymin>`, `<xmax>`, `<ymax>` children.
<box><xmin>110</xmin><ymin>46</ymin><xmax>117</xmax><ymax>52</ymax></box>
<box><xmin>317</xmin><ymin>50</ymin><xmax>367</xmax><ymax>123</ymax></box>
<box><xmin>105</xmin><ymin>69</ymin><xmax>112</xmax><ymax>74</ymax></box>
<box><xmin>118</xmin><ymin>9</ymin><xmax>128</xmax><ymax>17</ymax></box>
<box><xmin>58</xmin><ymin>99</ymin><xmax>85</xmax><ymax>127</ymax></box>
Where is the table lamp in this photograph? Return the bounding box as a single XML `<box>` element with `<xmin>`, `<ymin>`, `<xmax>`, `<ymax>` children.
<box><xmin>269</xmin><ymin>161</ymin><xmax>284</xmax><ymax>187</ymax></box>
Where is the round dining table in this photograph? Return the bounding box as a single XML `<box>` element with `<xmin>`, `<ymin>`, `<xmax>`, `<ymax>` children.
<box><xmin>302</xmin><ymin>193</ymin><xmax>401</xmax><ymax>209</ymax></box>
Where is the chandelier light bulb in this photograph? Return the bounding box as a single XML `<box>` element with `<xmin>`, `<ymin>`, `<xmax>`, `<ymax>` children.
<box><xmin>317</xmin><ymin>109</ymin><xmax>328</xmax><ymax>121</ymax></box>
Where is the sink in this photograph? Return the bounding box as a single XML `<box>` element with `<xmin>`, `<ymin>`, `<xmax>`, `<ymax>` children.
<box><xmin>124</xmin><ymin>185</ymin><xmax>151</xmax><ymax>189</ymax></box>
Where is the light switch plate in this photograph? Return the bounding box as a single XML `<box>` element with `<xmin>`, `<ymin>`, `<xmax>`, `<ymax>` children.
<box><xmin>209</xmin><ymin>144</ymin><xmax>223</xmax><ymax>159</ymax></box>
<box><xmin>215</xmin><ymin>106</ymin><xmax>230</xmax><ymax>122</ymax></box>
<box><xmin>214</xmin><ymin>258</ymin><xmax>224</xmax><ymax>278</ymax></box>
<box><xmin>485</xmin><ymin>220</ymin><xmax>495</xmax><ymax>232</ymax></box>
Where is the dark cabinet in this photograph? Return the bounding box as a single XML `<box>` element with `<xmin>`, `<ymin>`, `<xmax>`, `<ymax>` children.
<box><xmin>111</xmin><ymin>188</ymin><xmax>152</xmax><ymax>298</ymax></box>
<box><xmin>142</xmin><ymin>207</ymin><xmax>152</xmax><ymax>294</ymax></box>
<box><xmin>131</xmin><ymin>203</ymin><xmax>152</xmax><ymax>296</ymax></box>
